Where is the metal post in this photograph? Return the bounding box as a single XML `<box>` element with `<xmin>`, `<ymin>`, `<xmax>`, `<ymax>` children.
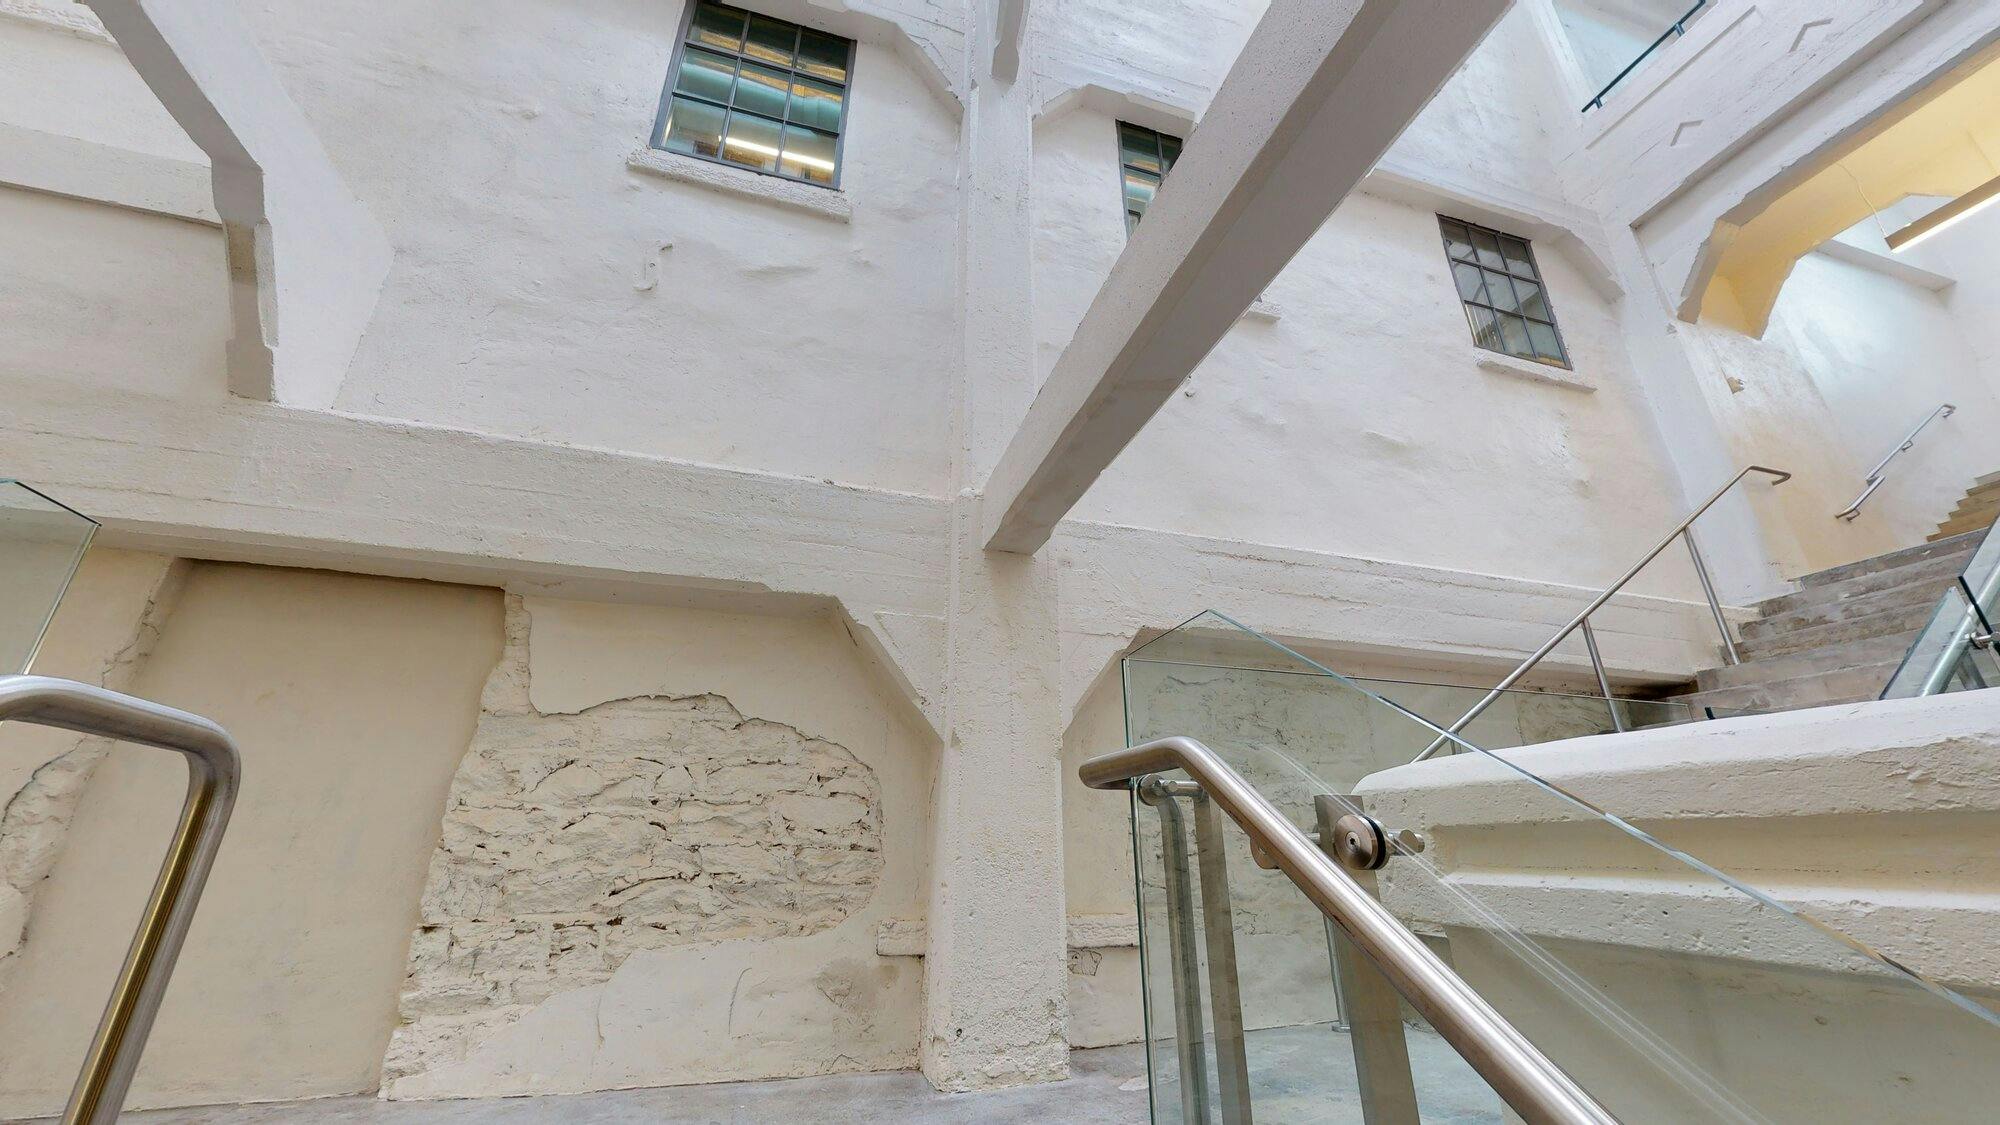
<box><xmin>1314</xmin><ymin>796</ymin><xmax>1419</xmax><ymax>1125</ymax></box>
<box><xmin>0</xmin><ymin>675</ymin><xmax>241</xmax><ymax>1125</ymax></box>
<box><xmin>1578</xmin><ymin>618</ymin><xmax>1627</xmax><ymax>733</ymax></box>
<box><xmin>1089</xmin><ymin>740</ymin><xmax>1617</xmax><ymax>1125</ymax></box>
<box><xmin>1190</xmin><ymin>794</ymin><xmax>1255</xmax><ymax>1125</ymax></box>
<box><xmin>1142</xmin><ymin>781</ymin><xmax>1213</xmax><ymax>1124</ymax></box>
<box><xmin>1682</xmin><ymin>528</ymin><xmax>1739</xmax><ymax>666</ymax></box>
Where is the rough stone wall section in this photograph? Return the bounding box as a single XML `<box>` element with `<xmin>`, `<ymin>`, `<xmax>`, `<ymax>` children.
<box><xmin>384</xmin><ymin>597</ymin><xmax>884</xmax><ymax>1084</ymax></box>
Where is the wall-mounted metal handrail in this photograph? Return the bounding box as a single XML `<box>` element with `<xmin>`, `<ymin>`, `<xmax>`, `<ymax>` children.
<box><xmin>1835</xmin><ymin>403</ymin><xmax>1955</xmax><ymax>521</ymax></box>
<box><xmin>1414</xmin><ymin>465</ymin><xmax>1792</xmax><ymax>761</ymax></box>
<box><xmin>1081</xmin><ymin>736</ymin><xmax>1617</xmax><ymax>1125</ymax></box>
<box><xmin>0</xmin><ymin>674</ymin><xmax>241</xmax><ymax>1125</ymax></box>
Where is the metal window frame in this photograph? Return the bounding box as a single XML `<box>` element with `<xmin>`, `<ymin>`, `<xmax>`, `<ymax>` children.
<box><xmin>1115</xmin><ymin>120</ymin><xmax>1182</xmax><ymax>234</ymax></box>
<box><xmin>649</xmin><ymin>0</ymin><xmax>857</xmax><ymax>190</ymax></box>
<box><xmin>1437</xmin><ymin>214</ymin><xmax>1573</xmax><ymax>370</ymax></box>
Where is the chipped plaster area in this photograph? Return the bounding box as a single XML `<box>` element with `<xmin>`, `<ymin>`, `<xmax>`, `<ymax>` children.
<box><xmin>0</xmin><ymin>552</ymin><xmax>186</xmax><ymax>998</ymax></box>
<box><xmin>384</xmin><ymin>598</ymin><xmax>888</xmax><ymax>1095</ymax></box>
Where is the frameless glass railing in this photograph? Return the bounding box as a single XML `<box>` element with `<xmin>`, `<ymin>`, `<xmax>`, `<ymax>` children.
<box><xmin>1114</xmin><ymin>610</ymin><xmax>2000</xmax><ymax>1122</ymax></box>
<box><xmin>0</xmin><ymin>479</ymin><xmax>98</xmax><ymax>673</ymax></box>
<box><xmin>1124</xmin><ymin>611</ymin><xmax>1706</xmax><ymax>774</ymax></box>
<box><xmin>1571</xmin><ymin>0</ymin><xmax>1711</xmax><ymax>113</ymax></box>
<box><xmin>1881</xmin><ymin>520</ymin><xmax>2000</xmax><ymax>698</ymax></box>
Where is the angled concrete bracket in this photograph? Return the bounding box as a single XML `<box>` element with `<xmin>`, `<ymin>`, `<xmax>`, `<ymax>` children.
<box><xmin>84</xmin><ymin>0</ymin><xmax>392</xmax><ymax>408</ymax></box>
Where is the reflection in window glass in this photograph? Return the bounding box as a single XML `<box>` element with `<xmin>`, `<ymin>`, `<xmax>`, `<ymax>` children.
<box><xmin>1117</xmin><ymin>121</ymin><xmax>1184</xmax><ymax>234</ymax></box>
<box><xmin>652</xmin><ymin>1</ymin><xmax>853</xmax><ymax>187</ymax></box>
<box><xmin>1438</xmin><ymin>215</ymin><xmax>1571</xmax><ymax>368</ymax></box>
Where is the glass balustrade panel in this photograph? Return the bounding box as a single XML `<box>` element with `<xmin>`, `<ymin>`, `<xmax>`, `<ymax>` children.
<box><xmin>1882</xmin><ymin>522</ymin><xmax>2000</xmax><ymax>698</ymax></box>
<box><xmin>0</xmin><ymin>480</ymin><xmax>97</xmax><ymax>674</ymax></box>
<box><xmin>1121</xmin><ymin>610</ymin><xmax>2000</xmax><ymax>1122</ymax></box>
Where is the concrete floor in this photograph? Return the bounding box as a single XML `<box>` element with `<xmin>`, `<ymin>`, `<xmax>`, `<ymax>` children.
<box><xmin>80</xmin><ymin>1024</ymin><xmax>1498</xmax><ymax>1124</ymax></box>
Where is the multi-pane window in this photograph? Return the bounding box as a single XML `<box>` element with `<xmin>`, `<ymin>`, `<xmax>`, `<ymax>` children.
<box><xmin>653</xmin><ymin>2</ymin><xmax>854</xmax><ymax>187</ymax></box>
<box><xmin>1118</xmin><ymin>122</ymin><xmax>1183</xmax><ymax>233</ymax></box>
<box><xmin>1438</xmin><ymin>216</ymin><xmax>1570</xmax><ymax>368</ymax></box>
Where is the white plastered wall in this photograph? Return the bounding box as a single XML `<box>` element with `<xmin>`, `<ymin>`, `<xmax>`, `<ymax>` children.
<box><xmin>1033</xmin><ymin>6</ymin><xmax>1702</xmax><ymax>600</ymax></box>
<box><xmin>0</xmin><ymin>563</ymin><xmax>502</xmax><ymax>1117</ymax></box>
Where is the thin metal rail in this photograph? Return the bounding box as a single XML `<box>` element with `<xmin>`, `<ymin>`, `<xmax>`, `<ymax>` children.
<box><xmin>0</xmin><ymin>675</ymin><xmax>242</xmax><ymax>1125</ymax></box>
<box><xmin>1082</xmin><ymin>736</ymin><xmax>1617</xmax><ymax>1125</ymax></box>
<box><xmin>1580</xmin><ymin>0</ymin><xmax>1708</xmax><ymax>112</ymax></box>
<box><xmin>1414</xmin><ymin>465</ymin><xmax>1790</xmax><ymax>761</ymax></box>
<box><xmin>1835</xmin><ymin>403</ymin><xmax>1954</xmax><ymax>521</ymax></box>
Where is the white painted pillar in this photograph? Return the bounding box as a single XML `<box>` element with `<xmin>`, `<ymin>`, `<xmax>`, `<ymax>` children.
<box><xmin>920</xmin><ymin>0</ymin><xmax>1070</xmax><ymax>1092</ymax></box>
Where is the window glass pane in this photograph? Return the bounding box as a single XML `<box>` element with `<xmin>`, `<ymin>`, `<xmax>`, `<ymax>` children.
<box><xmin>732</xmin><ymin>60</ymin><xmax>791</xmax><ymax>119</ymax></box>
<box><xmin>662</xmin><ymin>96</ymin><xmax>726</xmax><ymax>159</ymax></box>
<box><xmin>722</xmin><ymin>110</ymin><xmax>782</xmax><ymax>171</ymax></box>
<box><xmin>1451</xmin><ymin>261</ymin><xmax>1489</xmax><ymax>304</ymax></box>
<box><xmin>1442</xmin><ymin>223</ymin><xmax>1476</xmax><ymax>262</ymax></box>
<box><xmin>1126</xmin><ymin>210</ymin><xmax>1142</xmax><ymax>234</ymax></box>
<box><xmin>797</xmin><ymin>29</ymin><xmax>849</xmax><ymax>82</ymax></box>
<box><xmin>689</xmin><ymin>2</ymin><xmax>746</xmax><ymax>52</ymax></box>
<box><xmin>1499</xmin><ymin>235</ymin><xmax>1537</xmax><ymax>277</ymax></box>
<box><xmin>1484</xmin><ymin>269</ymin><xmax>1521</xmax><ymax>313</ymax></box>
<box><xmin>780</xmin><ymin>124</ymin><xmax>838</xmax><ymax>184</ymax></box>
<box><xmin>788</xmin><ymin>75</ymin><xmax>844</xmax><ymax>133</ymax></box>
<box><xmin>1470</xmin><ymin>228</ymin><xmax>1506</xmax><ymax>269</ymax></box>
<box><xmin>1158</xmin><ymin>133</ymin><xmax>1183</xmax><ymax>172</ymax></box>
<box><xmin>745</xmin><ymin>14</ymin><xmax>797</xmax><ymax>66</ymax></box>
<box><xmin>1516</xmin><ymin>278</ymin><xmax>1550</xmax><ymax>321</ymax></box>
<box><xmin>1497</xmin><ymin>313</ymin><xmax>1533</xmax><ymax>356</ymax></box>
<box><xmin>1120</xmin><ymin>124</ymin><xmax>1163</xmax><ymax>174</ymax></box>
<box><xmin>1466</xmin><ymin>304</ymin><xmax>1502</xmax><ymax>351</ymax></box>
<box><xmin>674</xmin><ymin>46</ymin><xmax>738</xmax><ymax>104</ymax></box>
<box><xmin>1527</xmin><ymin>320</ymin><xmax>1565</xmax><ymax>364</ymax></box>
<box><xmin>1123</xmin><ymin>167</ymin><xmax>1161</xmax><ymax>214</ymax></box>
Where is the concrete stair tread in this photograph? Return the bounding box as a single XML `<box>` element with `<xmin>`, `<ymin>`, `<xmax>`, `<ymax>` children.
<box><xmin>1754</xmin><ymin>551</ymin><xmax>1975</xmax><ymax>617</ymax></box>
<box><xmin>1734</xmin><ymin>603</ymin><xmax>1940</xmax><ymax>660</ymax></box>
<box><xmin>1676</xmin><ymin>661</ymin><xmax>1900</xmax><ymax>713</ymax></box>
<box><xmin>1695</xmin><ymin>634</ymin><xmax>1916</xmax><ymax>691</ymax></box>
<box><xmin>1932</xmin><ymin>517</ymin><xmax>1999</xmax><ymax>541</ymax></box>
<box><xmin>1744</xmin><ymin>576</ymin><xmax>1961</xmax><ymax>637</ymax></box>
<box><xmin>1797</xmin><ymin>530</ymin><xmax>1984</xmax><ymax>588</ymax></box>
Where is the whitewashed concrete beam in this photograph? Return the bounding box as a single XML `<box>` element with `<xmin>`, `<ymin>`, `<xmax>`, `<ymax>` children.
<box><xmin>83</xmin><ymin>0</ymin><xmax>391</xmax><ymax>408</ymax></box>
<box><xmin>991</xmin><ymin>0</ymin><xmax>1027</xmax><ymax>81</ymax></box>
<box><xmin>980</xmin><ymin>0</ymin><xmax>1509</xmax><ymax>555</ymax></box>
<box><xmin>0</xmin><ymin>377</ymin><xmax>951</xmax><ymax>738</ymax></box>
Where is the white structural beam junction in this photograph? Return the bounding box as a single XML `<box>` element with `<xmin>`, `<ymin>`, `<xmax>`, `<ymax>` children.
<box><xmin>980</xmin><ymin>0</ymin><xmax>1509</xmax><ymax>554</ymax></box>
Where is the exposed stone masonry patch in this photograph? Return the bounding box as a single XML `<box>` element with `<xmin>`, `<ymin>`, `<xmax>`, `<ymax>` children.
<box><xmin>385</xmin><ymin>598</ymin><xmax>883</xmax><ymax>1082</ymax></box>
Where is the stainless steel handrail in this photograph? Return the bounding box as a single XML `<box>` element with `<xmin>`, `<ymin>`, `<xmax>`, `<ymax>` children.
<box><xmin>1081</xmin><ymin>736</ymin><xmax>1617</xmax><ymax>1125</ymax></box>
<box><xmin>1835</xmin><ymin>403</ymin><xmax>1954</xmax><ymax>521</ymax></box>
<box><xmin>0</xmin><ymin>674</ymin><xmax>242</xmax><ymax>1125</ymax></box>
<box><xmin>1414</xmin><ymin>465</ymin><xmax>1791</xmax><ymax>761</ymax></box>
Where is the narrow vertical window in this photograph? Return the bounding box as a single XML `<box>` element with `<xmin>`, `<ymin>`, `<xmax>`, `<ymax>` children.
<box><xmin>1118</xmin><ymin>121</ymin><xmax>1183</xmax><ymax>233</ymax></box>
<box><xmin>652</xmin><ymin>2</ymin><xmax>855</xmax><ymax>187</ymax></box>
<box><xmin>1438</xmin><ymin>216</ymin><xmax>1570</xmax><ymax>368</ymax></box>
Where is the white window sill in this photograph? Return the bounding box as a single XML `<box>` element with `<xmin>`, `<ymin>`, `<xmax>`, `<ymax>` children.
<box><xmin>626</xmin><ymin>148</ymin><xmax>851</xmax><ymax>223</ymax></box>
<box><xmin>1475</xmin><ymin>350</ymin><xmax>1595</xmax><ymax>393</ymax></box>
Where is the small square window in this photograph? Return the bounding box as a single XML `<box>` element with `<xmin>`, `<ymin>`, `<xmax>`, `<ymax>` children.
<box><xmin>1438</xmin><ymin>216</ymin><xmax>1570</xmax><ymax>368</ymax></box>
<box><xmin>1117</xmin><ymin>121</ymin><xmax>1184</xmax><ymax>234</ymax></box>
<box><xmin>652</xmin><ymin>2</ymin><xmax>854</xmax><ymax>188</ymax></box>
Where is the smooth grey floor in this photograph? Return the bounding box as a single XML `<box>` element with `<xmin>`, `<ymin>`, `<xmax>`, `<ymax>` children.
<box><xmin>72</xmin><ymin>1025</ymin><xmax>1499</xmax><ymax>1123</ymax></box>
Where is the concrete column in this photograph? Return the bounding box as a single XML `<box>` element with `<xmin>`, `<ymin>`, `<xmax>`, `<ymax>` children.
<box><xmin>920</xmin><ymin>0</ymin><xmax>1070</xmax><ymax>1092</ymax></box>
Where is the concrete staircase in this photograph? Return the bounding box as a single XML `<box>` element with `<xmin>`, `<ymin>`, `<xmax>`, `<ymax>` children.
<box><xmin>1929</xmin><ymin>473</ymin><xmax>2000</xmax><ymax>541</ymax></box>
<box><xmin>1676</xmin><ymin>529</ymin><xmax>1986</xmax><ymax>715</ymax></box>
